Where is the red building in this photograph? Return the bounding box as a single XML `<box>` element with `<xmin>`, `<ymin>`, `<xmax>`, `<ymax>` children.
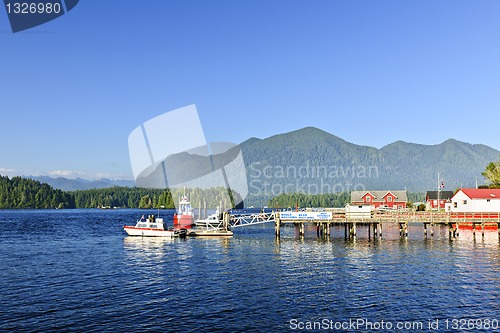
<box><xmin>351</xmin><ymin>190</ymin><xmax>408</xmax><ymax>209</ymax></box>
<box><xmin>425</xmin><ymin>191</ymin><xmax>453</xmax><ymax>210</ymax></box>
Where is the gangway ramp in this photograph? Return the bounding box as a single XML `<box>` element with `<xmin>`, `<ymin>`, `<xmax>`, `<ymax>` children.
<box><xmin>229</xmin><ymin>212</ymin><xmax>276</xmax><ymax>228</ymax></box>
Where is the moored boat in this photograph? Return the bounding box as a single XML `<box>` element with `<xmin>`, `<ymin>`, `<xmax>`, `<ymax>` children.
<box><xmin>194</xmin><ymin>208</ymin><xmax>222</xmax><ymax>228</ymax></box>
<box><xmin>187</xmin><ymin>228</ymin><xmax>233</xmax><ymax>237</ymax></box>
<box><xmin>124</xmin><ymin>215</ymin><xmax>187</xmax><ymax>237</ymax></box>
<box><xmin>173</xmin><ymin>196</ymin><xmax>194</xmax><ymax>228</ymax></box>
<box><xmin>452</xmin><ymin>222</ymin><xmax>498</xmax><ymax>231</ymax></box>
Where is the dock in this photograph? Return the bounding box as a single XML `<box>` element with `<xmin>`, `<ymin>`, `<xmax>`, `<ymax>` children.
<box><xmin>273</xmin><ymin>211</ymin><xmax>500</xmax><ymax>239</ymax></box>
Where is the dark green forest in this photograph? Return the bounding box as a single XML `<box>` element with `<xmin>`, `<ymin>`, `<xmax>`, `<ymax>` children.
<box><xmin>0</xmin><ymin>176</ymin><xmax>243</xmax><ymax>209</ymax></box>
<box><xmin>0</xmin><ymin>176</ymin><xmax>74</xmax><ymax>209</ymax></box>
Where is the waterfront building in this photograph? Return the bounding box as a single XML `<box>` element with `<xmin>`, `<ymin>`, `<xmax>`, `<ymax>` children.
<box><xmin>350</xmin><ymin>190</ymin><xmax>407</xmax><ymax>210</ymax></box>
<box><xmin>447</xmin><ymin>188</ymin><xmax>500</xmax><ymax>213</ymax></box>
<box><xmin>425</xmin><ymin>191</ymin><xmax>454</xmax><ymax>210</ymax></box>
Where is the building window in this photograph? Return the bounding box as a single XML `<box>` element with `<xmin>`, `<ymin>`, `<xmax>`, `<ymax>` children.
<box><xmin>487</xmin><ymin>199</ymin><xmax>491</xmax><ymax>203</ymax></box>
<box><xmin>463</xmin><ymin>200</ymin><xmax>467</xmax><ymax>205</ymax></box>
<box><xmin>366</xmin><ymin>196</ymin><xmax>371</xmax><ymax>202</ymax></box>
<box><xmin>454</xmin><ymin>202</ymin><xmax>457</xmax><ymax>208</ymax></box>
<box><xmin>387</xmin><ymin>196</ymin><xmax>393</xmax><ymax>202</ymax></box>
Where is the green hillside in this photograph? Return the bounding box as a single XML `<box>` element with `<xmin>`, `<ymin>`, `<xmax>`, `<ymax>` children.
<box><xmin>240</xmin><ymin>127</ymin><xmax>499</xmax><ymax>206</ymax></box>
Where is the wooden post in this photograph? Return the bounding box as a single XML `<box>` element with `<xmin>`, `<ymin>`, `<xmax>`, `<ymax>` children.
<box><xmin>275</xmin><ymin>214</ymin><xmax>280</xmax><ymax>237</ymax></box>
<box><xmin>223</xmin><ymin>212</ymin><xmax>229</xmax><ymax>231</ymax></box>
<box><xmin>353</xmin><ymin>223</ymin><xmax>357</xmax><ymax>238</ymax></box>
<box><xmin>404</xmin><ymin>222</ymin><xmax>408</xmax><ymax>237</ymax></box>
<box><xmin>326</xmin><ymin>223</ymin><xmax>330</xmax><ymax>238</ymax></box>
<box><xmin>424</xmin><ymin>223</ymin><xmax>428</xmax><ymax>237</ymax></box>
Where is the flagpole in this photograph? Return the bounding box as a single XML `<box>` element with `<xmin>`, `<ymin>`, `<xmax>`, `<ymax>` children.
<box><xmin>437</xmin><ymin>173</ymin><xmax>440</xmax><ymax>211</ymax></box>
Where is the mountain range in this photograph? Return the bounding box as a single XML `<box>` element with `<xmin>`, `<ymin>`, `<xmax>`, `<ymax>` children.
<box><xmin>29</xmin><ymin>127</ymin><xmax>499</xmax><ymax>202</ymax></box>
<box><xmin>29</xmin><ymin>176</ymin><xmax>134</xmax><ymax>191</ymax></box>
<box><xmin>239</xmin><ymin>127</ymin><xmax>498</xmax><ymax>198</ymax></box>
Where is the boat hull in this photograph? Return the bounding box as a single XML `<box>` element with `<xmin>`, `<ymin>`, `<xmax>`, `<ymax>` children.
<box><xmin>124</xmin><ymin>226</ymin><xmax>176</xmax><ymax>237</ymax></box>
<box><xmin>452</xmin><ymin>223</ymin><xmax>498</xmax><ymax>231</ymax></box>
<box><xmin>173</xmin><ymin>214</ymin><xmax>194</xmax><ymax>228</ymax></box>
<box><xmin>187</xmin><ymin>229</ymin><xmax>233</xmax><ymax>237</ymax></box>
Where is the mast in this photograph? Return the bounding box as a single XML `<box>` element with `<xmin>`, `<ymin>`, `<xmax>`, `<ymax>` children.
<box><xmin>437</xmin><ymin>173</ymin><xmax>440</xmax><ymax>211</ymax></box>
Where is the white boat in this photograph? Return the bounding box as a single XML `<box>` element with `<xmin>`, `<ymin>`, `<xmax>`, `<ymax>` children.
<box><xmin>124</xmin><ymin>215</ymin><xmax>187</xmax><ymax>237</ymax></box>
<box><xmin>187</xmin><ymin>228</ymin><xmax>233</xmax><ymax>237</ymax></box>
<box><xmin>194</xmin><ymin>209</ymin><xmax>222</xmax><ymax>228</ymax></box>
<box><xmin>191</xmin><ymin>209</ymin><xmax>233</xmax><ymax>236</ymax></box>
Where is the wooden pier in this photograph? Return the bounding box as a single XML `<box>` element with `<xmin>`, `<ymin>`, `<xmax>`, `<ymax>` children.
<box><xmin>274</xmin><ymin>211</ymin><xmax>500</xmax><ymax>239</ymax></box>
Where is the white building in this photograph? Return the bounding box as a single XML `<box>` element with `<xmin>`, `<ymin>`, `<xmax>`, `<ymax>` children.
<box><xmin>345</xmin><ymin>204</ymin><xmax>372</xmax><ymax>219</ymax></box>
<box><xmin>447</xmin><ymin>188</ymin><xmax>500</xmax><ymax>213</ymax></box>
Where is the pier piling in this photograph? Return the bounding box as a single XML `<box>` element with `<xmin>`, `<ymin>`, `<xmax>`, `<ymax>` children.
<box><xmin>273</xmin><ymin>211</ymin><xmax>499</xmax><ymax>241</ymax></box>
<box><xmin>275</xmin><ymin>215</ymin><xmax>281</xmax><ymax>237</ymax></box>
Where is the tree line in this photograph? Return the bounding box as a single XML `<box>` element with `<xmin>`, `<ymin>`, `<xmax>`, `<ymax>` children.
<box><xmin>2</xmin><ymin>153</ymin><xmax>499</xmax><ymax>210</ymax></box>
<box><xmin>0</xmin><ymin>175</ymin><xmax>243</xmax><ymax>209</ymax></box>
<box><xmin>0</xmin><ymin>176</ymin><xmax>74</xmax><ymax>209</ymax></box>
<box><xmin>267</xmin><ymin>192</ymin><xmax>425</xmax><ymax>208</ymax></box>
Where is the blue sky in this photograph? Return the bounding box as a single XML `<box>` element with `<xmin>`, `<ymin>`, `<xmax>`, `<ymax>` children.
<box><xmin>1</xmin><ymin>0</ymin><xmax>500</xmax><ymax>180</ymax></box>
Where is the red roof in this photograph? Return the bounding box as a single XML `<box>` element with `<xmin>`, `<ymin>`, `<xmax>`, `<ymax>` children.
<box><xmin>459</xmin><ymin>188</ymin><xmax>500</xmax><ymax>199</ymax></box>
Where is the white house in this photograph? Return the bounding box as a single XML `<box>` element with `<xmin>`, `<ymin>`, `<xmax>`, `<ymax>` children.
<box><xmin>447</xmin><ymin>188</ymin><xmax>500</xmax><ymax>213</ymax></box>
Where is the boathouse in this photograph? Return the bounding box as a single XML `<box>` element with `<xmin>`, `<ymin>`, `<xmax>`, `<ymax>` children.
<box><xmin>350</xmin><ymin>190</ymin><xmax>407</xmax><ymax>210</ymax></box>
<box><xmin>426</xmin><ymin>191</ymin><xmax>453</xmax><ymax>210</ymax></box>
<box><xmin>447</xmin><ymin>188</ymin><xmax>500</xmax><ymax>213</ymax></box>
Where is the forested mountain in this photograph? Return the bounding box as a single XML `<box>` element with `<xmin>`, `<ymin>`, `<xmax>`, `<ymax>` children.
<box><xmin>0</xmin><ymin>176</ymin><xmax>74</xmax><ymax>209</ymax></box>
<box><xmin>241</xmin><ymin>127</ymin><xmax>499</xmax><ymax>206</ymax></box>
<box><xmin>2</xmin><ymin>127</ymin><xmax>498</xmax><ymax>209</ymax></box>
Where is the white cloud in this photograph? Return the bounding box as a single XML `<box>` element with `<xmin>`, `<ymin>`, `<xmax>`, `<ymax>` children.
<box><xmin>45</xmin><ymin>170</ymin><xmax>133</xmax><ymax>181</ymax></box>
<box><xmin>47</xmin><ymin>170</ymin><xmax>88</xmax><ymax>179</ymax></box>
<box><xmin>0</xmin><ymin>168</ymin><xmax>18</xmax><ymax>177</ymax></box>
<box><xmin>0</xmin><ymin>168</ymin><xmax>132</xmax><ymax>181</ymax></box>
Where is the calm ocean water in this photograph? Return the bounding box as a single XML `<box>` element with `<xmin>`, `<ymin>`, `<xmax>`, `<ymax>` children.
<box><xmin>0</xmin><ymin>209</ymin><xmax>499</xmax><ymax>332</ymax></box>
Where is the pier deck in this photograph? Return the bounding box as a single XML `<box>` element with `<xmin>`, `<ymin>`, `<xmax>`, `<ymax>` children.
<box><xmin>274</xmin><ymin>211</ymin><xmax>500</xmax><ymax>239</ymax></box>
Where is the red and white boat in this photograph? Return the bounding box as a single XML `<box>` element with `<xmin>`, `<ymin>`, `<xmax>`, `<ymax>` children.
<box><xmin>173</xmin><ymin>196</ymin><xmax>194</xmax><ymax>228</ymax></box>
<box><xmin>124</xmin><ymin>215</ymin><xmax>187</xmax><ymax>237</ymax></box>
